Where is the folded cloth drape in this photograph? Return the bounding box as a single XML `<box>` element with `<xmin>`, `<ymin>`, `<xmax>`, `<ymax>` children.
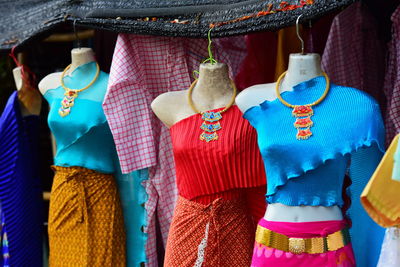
<box><xmin>48</xmin><ymin>166</ymin><xmax>126</xmax><ymax>267</ymax></box>
<box><xmin>361</xmin><ymin>134</ymin><xmax>400</xmax><ymax>227</ymax></box>
<box><xmin>164</xmin><ymin>196</ymin><xmax>255</xmax><ymax>267</ymax></box>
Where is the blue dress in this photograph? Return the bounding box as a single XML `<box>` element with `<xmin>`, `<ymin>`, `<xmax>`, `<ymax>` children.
<box><xmin>44</xmin><ymin>62</ymin><xmax>147</xmax><ymax>267</ymax></box>
<box><xmin>244</xmin><ymin>76</ymin><xmax>385</xmax><ymax>267</ymax></box>
<box><xmin>0</xmin><ymin>91</ymin><xmax>42</xmax><ymax>267</ymax></box>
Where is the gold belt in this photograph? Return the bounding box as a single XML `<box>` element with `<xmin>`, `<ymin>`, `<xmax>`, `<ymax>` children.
<box><xmin>255</xmin><ymin>224</ymin><xmax>350</xmax><ymax>254</ymax></box>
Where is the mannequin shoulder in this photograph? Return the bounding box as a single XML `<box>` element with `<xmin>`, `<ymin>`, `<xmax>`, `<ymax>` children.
<box><xmin>235</xmin><ymin>83</ymin><xmax>277</xmax><ymax>113</ymax></box>
<box><xmin>151</xmin><ymin>90</ymin><xmax>187</xmax><ymax>128</ymax></box>
<box><xmin>38</xmin><ymin>72</ymin><xmax>62</xmax><ymax>95</ymax></box>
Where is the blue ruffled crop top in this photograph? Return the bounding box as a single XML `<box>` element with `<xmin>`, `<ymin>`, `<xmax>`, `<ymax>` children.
<box><xmin>43</xmin><ymin>62</ymin><xmax>117</xmax><ymax>174</ymax></box>
<box><xmin>243</xmin><ymin>76</ymin><xmax>385</xmax><ymax>207</ymax></box>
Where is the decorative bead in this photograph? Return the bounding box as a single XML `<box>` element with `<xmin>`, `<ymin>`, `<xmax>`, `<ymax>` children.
<box><xmin>59</xmin><ymin>63</ymin><xmax>100</xmax><ymax>118</ymax></box>
<box><xmin>296</xmin><ymin>128</ymin><xmax>312</xmax><ymax>140</ymax></box>
<box><xmin>59</xmin><ymin>89</ymin><xmax>79</xmax><ymax>117</ymax></box>
<box><xmin>200</xmin><ymin>121</ymin><xmax>221</xmax><ymax>133</ymax></box>
<box><xmin>292</xmin><ymin>105</ymin><xmax>313</xmax><ymax>117</ymax></box>
<box><xmin>58</xmin><ymin>106</ymin><xmax>71</xmax><ymax>117</ymax></box>
<box><xmin>202</xmin><ymin>111</ymin><xmax>222</xmax><ymax>122</ymax></box>
<box><xmin>294</xmin><ymin>117</ymin><xmax>313</xmax><ymax>128</ymax></box>
<box><xmin>200</xmin><ymin>132</ymin><xmax>218</xmax><ymax>142</ymax></box>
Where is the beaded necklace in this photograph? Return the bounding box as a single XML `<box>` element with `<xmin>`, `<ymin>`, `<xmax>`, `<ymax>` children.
<box><xmin>187</xmin><ymin>79</ymin><xmax>237</xmax><ymax>142</ymax></box>
<box><xmin>275</xmin><ymin>71</ymin><xmax>330</xmax><ymax>140</ymax></box>
<box><xmin>58</xmin><ymin>62</ymin><xmax>100</xmax><ymax>117</ymax></box>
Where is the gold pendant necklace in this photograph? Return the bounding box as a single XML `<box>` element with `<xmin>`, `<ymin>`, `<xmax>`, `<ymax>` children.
<box><xmin>58</xmin><ymin>62</ymin><xmax>100</xmax><ymax>117</ymax></box>
<box><xmin>275</xmin><ymin>71</ymin><xmax>330</xmax><ymax>140</ymax></box>
<box><xmin>187</xmin><ymin>79</ymin><xmax>237</xmax><ymax>142</ymax></box>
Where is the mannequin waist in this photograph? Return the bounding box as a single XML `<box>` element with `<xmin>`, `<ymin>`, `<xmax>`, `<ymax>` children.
<box><xmin>264</xmin><ymin>203</ymin><xmax>343</xmax><ymax>222</ymax></box>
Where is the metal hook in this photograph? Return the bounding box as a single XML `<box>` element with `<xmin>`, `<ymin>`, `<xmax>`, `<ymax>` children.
<box><xmin>73</xmin><ymin>19</ymin><xmax>81</xmax><ymax>49</ymax></box>
<box><xmin>296</xmin><ymin>14</ymin><xmax>305</xmax><ymax>55</ymax></box>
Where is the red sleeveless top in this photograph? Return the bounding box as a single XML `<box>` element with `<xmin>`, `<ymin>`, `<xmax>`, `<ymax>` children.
<box><xmin>170</xmin><ymin>105</ymin><xmax>266</xmax><ymax>204</ymax></box>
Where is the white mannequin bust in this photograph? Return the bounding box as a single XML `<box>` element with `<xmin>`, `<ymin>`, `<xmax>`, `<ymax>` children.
<box><xmin>13</xmin><ymin>67</ymin><xmax>23</xmax><ymax>91</ymax></box>
<box><xmin>236</xmin><ymin>53</ymin><xmax>324</xmax><ymax>113</ymax></box>
<box><xmin>236</xmin><ymin>53</ymin><xmax>343</xmax><ymax>222</ymax></box>
<box><xmin>38</xmin><ymin>47</ymin><xmax>96</xmax><ymax>157</ymax></box>
<box><xmin>38</xmin><ymin>47</ymin><xmax>96</xmax><ymax>95</ymax></box>
<box><xmin>151</xmin><ymin>62</ymin><xmax>235</xmax><ymax>128</ymax></box>
<box><xmin>13</xmin><ymin>66</ymin><xmax>42</xmax><ymax>116</ymax></box>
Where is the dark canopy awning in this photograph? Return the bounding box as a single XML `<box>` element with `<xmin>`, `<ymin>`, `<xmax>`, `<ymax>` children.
<box><xmin>0</xmin><ymin>0</ymin><xmax>355</xmax><ymax>51</ymax></box>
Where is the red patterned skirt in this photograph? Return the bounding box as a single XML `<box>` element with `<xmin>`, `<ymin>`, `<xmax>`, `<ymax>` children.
<box><xmin>164</xmin><ymin>196</ymin><xmax>255</xmax><ymax>267</ymax></box>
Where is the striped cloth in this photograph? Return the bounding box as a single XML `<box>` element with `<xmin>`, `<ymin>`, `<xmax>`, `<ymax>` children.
<box><xmin>0</xmin><ymin>91</ymin><xmax>42</xmax><ymax>267</ymax></box>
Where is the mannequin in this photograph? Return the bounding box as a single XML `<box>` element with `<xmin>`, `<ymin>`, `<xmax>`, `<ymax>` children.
<box><xmin>13</xmin><ymin>66</ymin><xmax>41</xmax><ymax>116</ymax></box>
<box><xmin>13</xmin><ymin>67</ymin><xmax>23</xmax><ymax>91</ymax></box>
<box><xmin>236</xmin><ymin>48</ymin><xmax>387</xmax><ymax>267</ymax></box>
<box><xmin>236</xmin><ymin>53</ymin><xmax>323</xmax><ymax>112</ymax></box>
<box><xmin>152</xmin><ymin>62</ymin><xmax>234</xmax><ymax>127</ymax></box>
<box><xmin>152</xmin><ymin>62</ymin><xmax>267</xmax><ymax>267</ymax></box>
<box><xmin>236</xmin><ymin>53</ymin><xmax>343</xmax><ymax>222</ymax></box>
<box><xmin>39</xmin><ymin>47</ymin><xmax>126</xmax><ymax>267</ymax></box>
<box><xmin>38</xmin><ymin>47</ymin><xmax>95</xmax><ymax>94</ymax></box>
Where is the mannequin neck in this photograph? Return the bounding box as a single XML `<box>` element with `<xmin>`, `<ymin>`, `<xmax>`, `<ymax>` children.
<box><xmin>70</xmin><ymin>47</ymin><xmax>96</xmax><ymax>73</ymax></box>
<box><xmin>192</xmin><ymin>63</ymin><xmax>232</xmax><ymax>100</ymax></box>
<box><xmin>280</xmin><ymin>53</ymin><xmax>323</xmax><ymax>91</ymax></box>
<box><xmin>13</xmin><ymin>67</ymin><xmax>23</xmax><ymax>91</ymax></box>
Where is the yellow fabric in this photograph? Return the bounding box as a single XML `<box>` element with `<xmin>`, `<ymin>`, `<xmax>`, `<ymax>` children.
<box><xmin>361</xmin><ymin>134</ymin><xmax>400</xmax><ymax>227</ymax></box>
<box><xmin>48</xmin><ymin>166</ymin><xmax>126</xmax><ymax>266</ymax></box>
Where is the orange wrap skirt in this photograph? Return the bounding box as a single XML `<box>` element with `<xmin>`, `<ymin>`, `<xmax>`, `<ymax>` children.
<box><xmin>48</xmin><ymin>166</ymin><xmax>126</xmax><ymax>267</ymax></box>
<box><xmin>164</xmin><ymin>196</ymin><xmax>256</xmax><ymax>267</ymax></box>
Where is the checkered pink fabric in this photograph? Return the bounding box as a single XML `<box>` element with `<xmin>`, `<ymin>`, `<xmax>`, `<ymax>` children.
<box><xmin>383</xmin><ymin>6</ymin><xmax>400</xmax><ymax>145</ymax></box>
<box><xmin>103</xmin><ymin>34</ymin><xmax>246</xmax><ymax>266</ymax></box>
<box><xmin>321</xmin><ymin>2</ymin><xmax>386</xmax><ymax>116</ymax></box>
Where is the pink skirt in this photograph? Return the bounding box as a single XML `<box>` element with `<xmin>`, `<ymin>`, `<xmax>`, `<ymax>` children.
<box><xmin>251</xmin><ymin>219</ymin><xmax>356</xmax><ymax>267</ymax></box>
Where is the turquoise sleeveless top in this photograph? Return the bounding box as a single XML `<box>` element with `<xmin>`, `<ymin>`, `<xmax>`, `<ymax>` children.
<box><xmin>43</xmin><ymin>62</ymin><xmax>117</xmax><ymax>174</ymax></box>
<box><xmin>243</xmin><ymin>76</ymin><xmax>385</xmax><ymax>207</ymax></box>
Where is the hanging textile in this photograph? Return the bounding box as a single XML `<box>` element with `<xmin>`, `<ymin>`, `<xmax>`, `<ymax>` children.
<box><xmin>321</xmin><ymin>2</ymin><xmax>387</xmax><ymax>111</ymax></box>
<box><xmin>0</xmin><ymin>91</ymin><xmax>42</xmax><ymax>267</ymax></box>
<box><xmin>1</xmin><ymin>207</ymin><xmax>9</xmax><ymax>267</ymax></box>
<box><xmin>361</xmin><ymin>134</ymin><xmax>400</xmax><ymax>227</ymax></box>
<box><xmin>115</xmin><ymin>169</ymin><xmax>148</xmax><ymax>267</ymax></box>
<box><xmin>305</xmin><ymin>11</ymin><xmax>337</xmax><ymax>55</ymax></box>
<box><xmin>377</xmin><ymin>227</ymin><xmax>400</xmax><ymax>267</ymax></box>
<box><xmin>235</xmin><ymin>31</ymin><xmax>278</xmax><ymax>89</ymax></box>
<box><xmin>104</xmin><ymin>33</ymin><xmax>246</xmax><ymax>266</ymax></box>
<box><xmin>393</xmin><ymin>134</ymin><xmax>400</xmax><ymax>181</ymax></box>
<box><xmin>384</xmin><ymin>5</ymin><xmax>400</xmax><ymax>145</ymax></box>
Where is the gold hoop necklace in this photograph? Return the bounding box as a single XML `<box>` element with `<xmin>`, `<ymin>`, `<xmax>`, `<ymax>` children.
<box><xmin>275</xmin><ymin>71</ymin><xmax>330</xmax><ymax>140</ymax></box>
<box><xmin>187</xmin><ymin>79</ymin><xmax>237</xmax><ymax>142</ymax></box>
<box><xmin>58</xmin><ymin>62</ymin><xmax>100</xmax><ymax>117</ymax></box>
